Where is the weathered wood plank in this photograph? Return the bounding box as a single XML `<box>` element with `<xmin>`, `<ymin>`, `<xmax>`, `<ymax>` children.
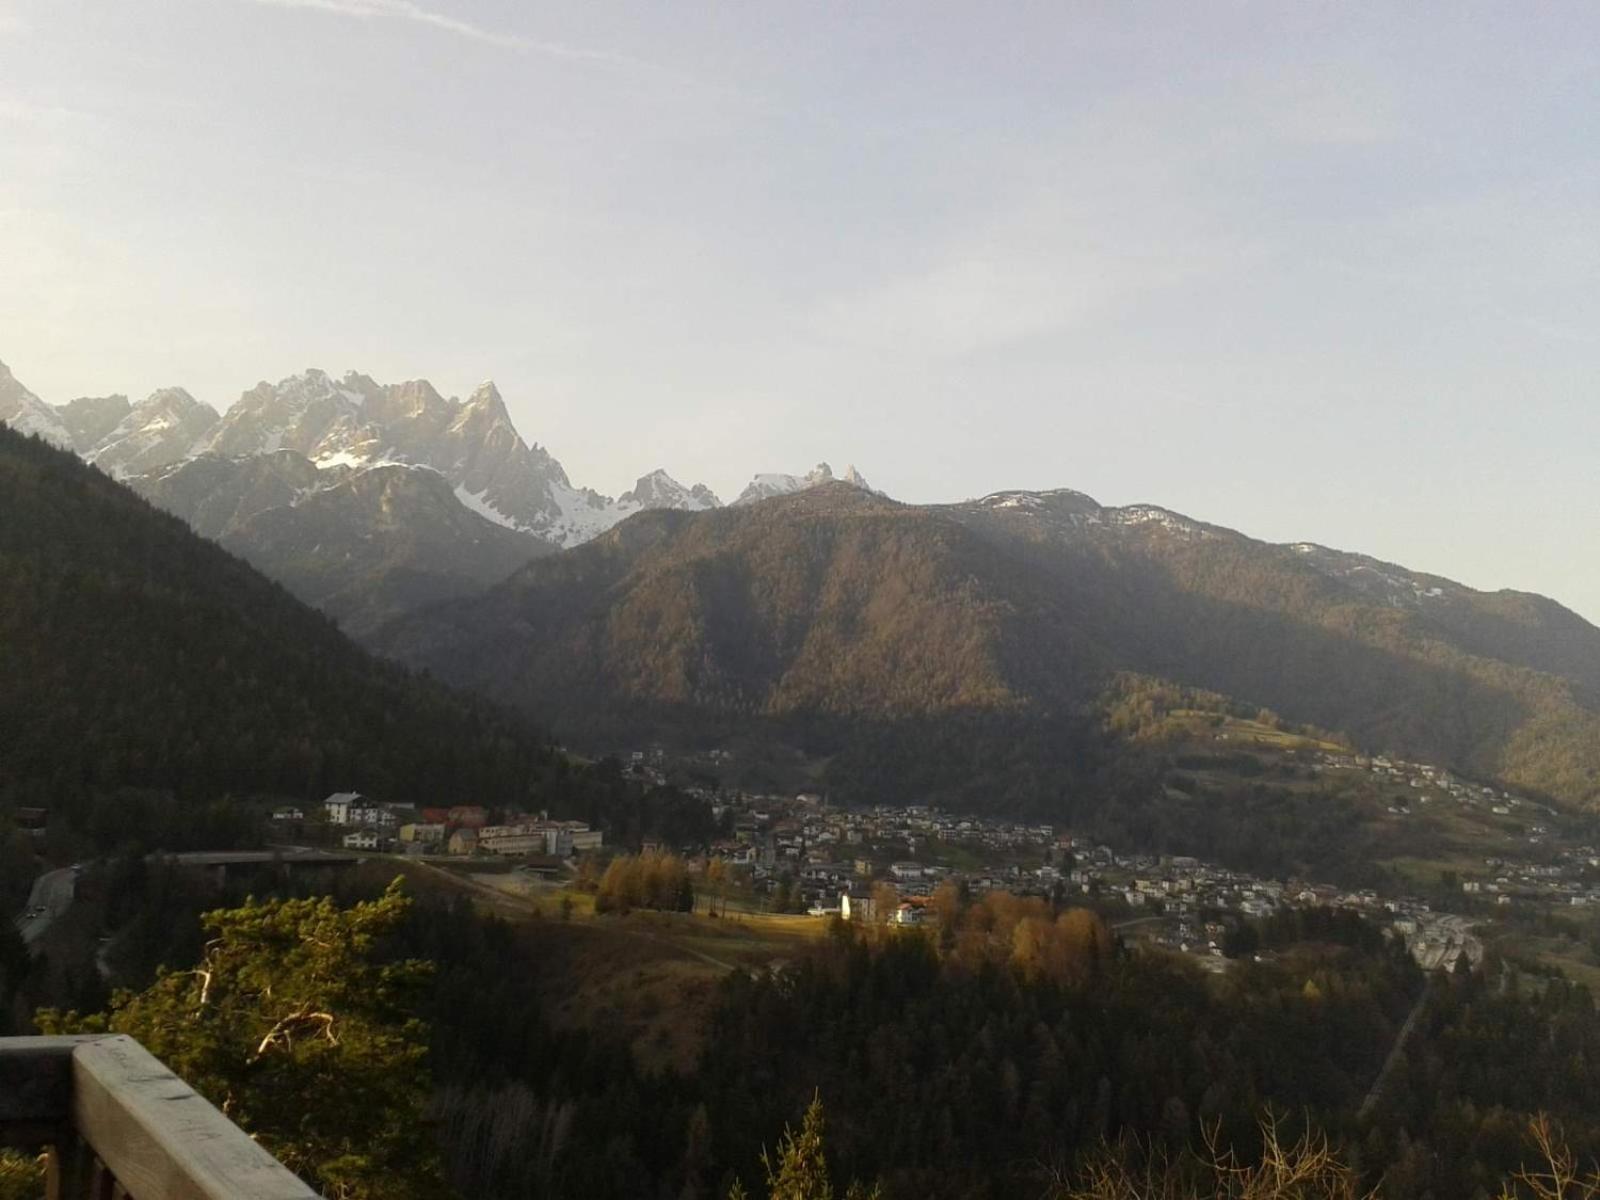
<box><xmin>45</xmin><ymin>1135</ymin><xmax>96</xmax><ymax>1200</ymax></box>
<box><xmin>71</xmin><ymin>1035</ymin><xmax>317</xmax><ymax>1200</ymax></box>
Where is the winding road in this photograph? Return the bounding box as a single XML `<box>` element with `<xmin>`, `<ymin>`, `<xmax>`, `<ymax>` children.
<box><xmin>13</xmin><ymin>866</ymin><xmax>76</xmax><ymax>949</ymax></box>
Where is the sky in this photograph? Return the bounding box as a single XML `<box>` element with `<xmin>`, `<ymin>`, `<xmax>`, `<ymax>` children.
<box><xmin>2</xmin><ymin>2</ymin><xmax>1597</xmax><ymax>621</ymax></box>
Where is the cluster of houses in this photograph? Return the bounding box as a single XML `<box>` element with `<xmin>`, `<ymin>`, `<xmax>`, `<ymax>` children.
<box><xmin>600</xmin><ymin>745</ymin><xmax>1582</xmax><ymax>972</ymax></box>
<box><xmin>1312</xmin><ymin>752</ymin><xmax>1557</xmax><ymax>825</ymax></box>
<box><xmin>273</xmin><ymin>792</ymin><xmax>601</xmax><ymax>860</ymax></box>
<box><xmin>1462</xmin><ymin>846</ymin><xmax>1600</xmax><ymax>909</ymax></box>
<box><xmin>690</xmin><ymin>787</ymin><xmax>1495</xmax><ymax>971</ymax></box>
<box><xmin>1309</xmin><ymin>753</ymin><xmax>1600</xmax><ymax>908</ymax></box>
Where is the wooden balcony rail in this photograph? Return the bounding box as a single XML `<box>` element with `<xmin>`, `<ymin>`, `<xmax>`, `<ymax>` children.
<box><xmin>0</xmin><ymin>1034</ymin><xmax>317</xmax><ymax>1199</ymax></box>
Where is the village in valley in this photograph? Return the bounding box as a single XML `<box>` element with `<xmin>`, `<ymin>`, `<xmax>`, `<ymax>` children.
<box><xmin>286</xmin><ymin>739</ymin><xmax>1600</xmax><ymax>981</ymax></box>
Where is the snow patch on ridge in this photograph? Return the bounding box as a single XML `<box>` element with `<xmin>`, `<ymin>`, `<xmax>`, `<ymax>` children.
<box><xmin>733</xmin><ymin>462</ymin><xmax>872</xmax><ymax>506</ymax></box>
<box><xmin>453</xmin><ymin>484</ymin><xmax>524</xmax><ymax>532</ymax></box>
<box><xmin>316</xmin><ymin>448</ymin><xmax>372</xmax><ymax>470</ymax></box>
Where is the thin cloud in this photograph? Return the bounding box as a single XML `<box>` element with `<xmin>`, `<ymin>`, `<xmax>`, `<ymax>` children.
<box><xmin>243</xmin><ymin>0</ymin><xmax>642</xmax><ymax>67</ymax></box>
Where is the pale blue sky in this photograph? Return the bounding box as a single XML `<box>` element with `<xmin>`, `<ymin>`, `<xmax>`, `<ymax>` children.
<box><xmin>2</xmin><ymin>2</ymin><xmax>1597</xmax><ymax>620</ymax></box>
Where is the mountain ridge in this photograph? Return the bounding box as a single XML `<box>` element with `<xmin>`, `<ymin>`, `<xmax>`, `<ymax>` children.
<box><xmin>0</xmin><ymin>357</ymin><xmax>884</xmax><ymax>555</ymax></box>
<box><xmin>381</xmin><ymin>482</ymin><xmax>1600</xmax><ymax>813</ymax></box>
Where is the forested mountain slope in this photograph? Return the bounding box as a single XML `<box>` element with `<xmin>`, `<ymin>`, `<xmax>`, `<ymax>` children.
<box><xmin>944</xmin><ymin>490</ymin><xmax>1600</xmax><ymax>809</ymax></box>
<box><xmin>380</xmin><ymin>486</ymin><xmax>1099</xmax><ymax>716</ymax></box>
<box><xmin>0</xmin><ymin>426</ymin><xmax>556</xmax><ymax>817</ymax></box>
<box><xmin>382</xmin><ymin>484</ymin><xmax>1600</xmax><ymax>812</ymax></box>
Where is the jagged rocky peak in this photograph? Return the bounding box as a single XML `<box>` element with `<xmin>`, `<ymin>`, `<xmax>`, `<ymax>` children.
<box><xmin>6</xmin><ymin>353</ymin><xmax>743</xmax><ymax>550</ymax></box>
<box><xmin>364</xmin><ymin>377</ymin><xmax>450</xmax><ymax>427</ymax></box>
<box><xmin>466</xmin><ymin>380</ymin><xmax>505</xmax><ymax>410</ymax></box>
<box><xmin>0</xmin><ymin>359</ymin><xmax>73</xmax><ymax>448</ymax></box>
<box><xmin>733</xmin><ymin>461</ymin><xmax>873</xmax><ymax>506</ymax></box>
<box><xmin>618</xmin><ymin>469</ymin><xmax>722</xmax><ymax>512</ymax></box>
<box><xmin>57</xmin><ymin>394</ymin><xmax>133</xmax><ymax>450</ymax></box>
<box><xmin>199</xmin><ymin>368</ymin><xmax>366</xmax><ymax>459</ymax></box>
<box><xmin>87</xmin><ymin>387</ymin><xmax>219</xmax><ymax>478</ymax></box>
<box><xmin>447</xmin><ymin>381</ymin><xmax>522</xmax><ymax>444</ymax></box>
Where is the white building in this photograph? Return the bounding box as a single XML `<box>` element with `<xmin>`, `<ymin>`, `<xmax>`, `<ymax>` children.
<box><xmin>840</xmin><ymin>893</ymin><xmax>877</xmax><ymax>922</ymax></box>
<box><xmin>323</xmin><ymin>792</ymin><xmax>365</xmax><ymax>825</ymax></box>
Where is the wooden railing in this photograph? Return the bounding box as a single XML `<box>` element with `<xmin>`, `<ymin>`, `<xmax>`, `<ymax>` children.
<box><xmin>0</xmin><ymin>1034</ymin><xmax>317</xmax><ymax>1199</ymax></box>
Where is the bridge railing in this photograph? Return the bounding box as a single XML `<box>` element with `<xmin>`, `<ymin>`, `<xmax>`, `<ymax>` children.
<box><xmin>0</xmin><ymin>1034</ymin><xmax>317</xmax><ymax>1199</ymax></box>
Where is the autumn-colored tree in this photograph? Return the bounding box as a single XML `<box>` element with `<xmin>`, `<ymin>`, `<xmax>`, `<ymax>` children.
<box><xmin>37</xmin><ymin>879</ymin><xmax>448</xmax><ymax>1200</ymax></box>
<box><xmin>929</xmin><ymin>879</ymin><xmax>964</xmax><ymax>933</ymax></box>
<box><xmin>706</xmin><ymin>856</ymin><xmax>730</xmax><ymax>916</ymax></box>
<box><xmin>595</xmin><ymin>851</ymin><xmax>695</xmax><ymax>915</ymax></box>
<box><xmin>869</xmin><ymin>881</ymin><xmax>900</xmax><ymax>925</ymax></box>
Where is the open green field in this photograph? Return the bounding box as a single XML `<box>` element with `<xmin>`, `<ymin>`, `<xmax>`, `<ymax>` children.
<box><xmin>1162</xmin><ymin>711</ymin><xmax>1346</xmax><ymax>753</ymax></box>
<box><xmin>396</xmin><ymin>858</ymin><xmax>834</xmax><ymax>1070</ymax></box>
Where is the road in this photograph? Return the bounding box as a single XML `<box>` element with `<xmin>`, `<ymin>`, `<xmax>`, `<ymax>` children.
<box><xmin>1358</xmin><ymin>980</ymin><xmax>1433</xmax><ymax>1120</ymax></box>
<box><xmin>13</xmin><ymin>867</ymin><xmax>76</xmax><ymax>948</ymax></box>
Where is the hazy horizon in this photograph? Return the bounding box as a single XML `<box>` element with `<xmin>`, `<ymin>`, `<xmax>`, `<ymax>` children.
<box><xmin>3</xmin><ymin>2</ymin><xmax>1597</xmax><ymax>622</ymax></box>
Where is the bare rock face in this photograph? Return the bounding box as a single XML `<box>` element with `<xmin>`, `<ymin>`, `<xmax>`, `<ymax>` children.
<box><xmin>733</xmin><ymin>462</ymin><xmax>872</xmax><ymax>506</ymax></box>
<box><xmin>56</xmin><ymin>394</ymin><xmax>132</xmax><ymax>450</ymax></box>
<box><xmin>84</xmin><ymin>388</ymin><xmax>218</xmax><ymax>478</ymax></box>
<box><xmin>168</xmin><ymin>369</ymin><xmax>725</xmax><ymax>549</ymax></box>
<box><xmin>0</xmin><ymin>359</ymin><xmax>73</xmax><ymax>448</ymax></box>
<box><xmin>2</xmin><ymin>358</ymin><xmax>742</xmax><ymax>551</ymax></box>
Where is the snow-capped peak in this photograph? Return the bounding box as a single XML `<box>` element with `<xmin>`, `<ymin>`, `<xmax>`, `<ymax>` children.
<box><xmin>733</xmin><ymin>461</ymin><xmax>874</xmax><ymax>506</ymax></box>
<box><xmin>617</xmin><ymin>468</ymin><xmax>722</xmax><ymax>512</ymax></box>
<box><xmin>196</xmin><ymin>368</ymin><xmax>365</xmax><ymax>460</ymax></box>
<box><xmin>0</xmin><ymin>359</ymin><xmax>73</xmax><ymax>448</ymax></box>
<box><xmin>8</xmin><ymin>353</ymin><xmax>743</xmax><ymax>550</ymax></box>
<box><xmin>87</xmin><ymin>387</ymin><xmax>219</xmax><ymax>478</ymax></box>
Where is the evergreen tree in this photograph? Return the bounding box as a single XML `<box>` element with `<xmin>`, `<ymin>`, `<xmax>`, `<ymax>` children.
<box><xmin>730</xmin><ymin>1095</ymin><xmax>881</xmax><ymax>1200</ymax></box>
<box><xmin>38</xmin><ymin>879</ymin><xmax>448</xmax><ymax>1200</ymax></box>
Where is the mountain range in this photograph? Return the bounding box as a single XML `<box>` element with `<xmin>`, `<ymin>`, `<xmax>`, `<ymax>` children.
<box><xmin>8</xmin><ymin>353</ymin><xmax>1599</xmax><ymax>817</ymax></box>
<box><xmin>0</xmin><ymin>358</ymin><xmax>863</xmax><ymax>631</ymax></box>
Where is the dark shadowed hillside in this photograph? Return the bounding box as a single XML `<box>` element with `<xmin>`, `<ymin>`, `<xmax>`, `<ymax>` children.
<box><xmin>0</xmin><ymin>425</ymin><xmax>556</xmax><ymax>815</ymax></box>
<box><xmin>129</xmin><ymin>452</ymin><xmax>551</xmax><ymax>636</ymax></box>
<box><xmin>218</xmin><ymin>463</ymin><xmax>551</xmax><ymax>636</ymax></box>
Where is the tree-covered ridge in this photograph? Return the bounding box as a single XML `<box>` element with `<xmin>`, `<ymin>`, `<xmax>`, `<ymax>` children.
<box><xmin>951</xmin><ymin>497</ymin><xmax>1600</xmax><ymax>809</ymax></box>
<box><xmin>384</xmin><ymin>482</ymin><xmax>1600</xmax><ymax>811</ymax></box>
<box><xmin>0</xmin><ymin>425</ymin><xmax>556</xmax><ymax>814</ymax></box>
<box><xmin>380</xmin><ymin>484</ymin><xmax>1100</xmax><ymax>723</ymax></box>
<box><xmin>19</xmin><ymin>865</ymin><xmax>1600</xmax><ymax>1200</ymax></box>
